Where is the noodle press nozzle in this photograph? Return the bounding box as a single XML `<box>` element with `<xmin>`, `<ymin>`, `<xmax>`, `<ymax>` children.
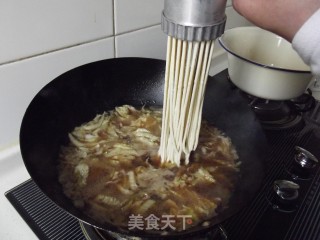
<box><xmin>161</xmin><ymin>0</ymin><xmax>227</xmax><ymax>41</ymax></box>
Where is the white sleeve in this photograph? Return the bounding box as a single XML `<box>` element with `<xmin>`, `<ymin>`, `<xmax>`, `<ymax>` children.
<box><xmin>292</xmin><ymin>8</ymin><xmax>320</xmax><ymax>76</ymax></box>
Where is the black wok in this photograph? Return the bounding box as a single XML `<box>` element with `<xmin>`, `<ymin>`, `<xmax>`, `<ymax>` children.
<box><xmin>20</xmin><ymin>58</ymin><xmax>267</xmax><ymax>238</ymax></box>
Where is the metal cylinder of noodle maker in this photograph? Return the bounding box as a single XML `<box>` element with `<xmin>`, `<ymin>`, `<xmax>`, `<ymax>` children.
<box><xmin>162</xmin><ymin>0</ymin><xmax>227</xmax><ymax>41</ymax></box>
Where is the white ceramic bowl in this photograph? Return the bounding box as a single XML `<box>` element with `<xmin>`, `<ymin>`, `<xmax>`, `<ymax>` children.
<box><xmin>218</xmin><ymin>26</ymin><xmax>312</xmax><ymax>100</ymax></box>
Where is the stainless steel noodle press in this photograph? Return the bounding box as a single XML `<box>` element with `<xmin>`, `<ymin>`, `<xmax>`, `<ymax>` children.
<box><xmin>161</xmin><ymin>0</ymin><xmax>227</xmax><ymax>41</ymax></box>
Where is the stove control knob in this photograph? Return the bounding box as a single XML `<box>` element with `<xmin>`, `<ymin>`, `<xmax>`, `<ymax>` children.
<box><xmin>288</xmin><ymin>146</ymin><xmax>319</xmax><ymax>180</ymax></box>
<box><xmin>274</xmin><ymin>180</ymin><xmax>299</xmax><ymax>201</ymax></box>
<box><xmin>267</xmin><ymin>180</ymin><xmax>300</xmax><ymax>212</ymax></box>
<box><xmin>270</xmin><ymin>180</ymin><xmax>300</xmax><ymax>212</ymax></box>
<box><xmin>295</xmin><ymin>146</ymin><xmax>318</xmax><ymax>169</ymax></box>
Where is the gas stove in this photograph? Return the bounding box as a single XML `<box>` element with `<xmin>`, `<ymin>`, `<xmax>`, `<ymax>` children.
<box><xmin>3</xmin><ymin>69</ymin><xmax>320</xmax><ymax>240</ymax></box>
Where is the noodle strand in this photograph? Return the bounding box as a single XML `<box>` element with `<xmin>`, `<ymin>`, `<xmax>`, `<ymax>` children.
<box><xmin>159</xmin><ymin>37</ymin><xmax>215</xmax><ymax>166</ymax></box>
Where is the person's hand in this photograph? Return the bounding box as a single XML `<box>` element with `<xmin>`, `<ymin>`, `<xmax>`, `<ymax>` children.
<box><xmin>232</xmin><ymin>0</ymin><xmax>320</xmax><ymax>42</ymax></box>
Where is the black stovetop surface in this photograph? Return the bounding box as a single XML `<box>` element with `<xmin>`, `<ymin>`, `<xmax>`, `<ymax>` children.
<box><xmin>5</xmin><ymin>70</ymin><xmax>320</xmax><ymax>240</ymax></box>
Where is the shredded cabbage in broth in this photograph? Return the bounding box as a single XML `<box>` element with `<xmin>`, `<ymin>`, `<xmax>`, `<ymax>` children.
<box><xmin>58</xmin><ymin>105</ymin><xmax>239</xmax><ymax>232</ymax></box>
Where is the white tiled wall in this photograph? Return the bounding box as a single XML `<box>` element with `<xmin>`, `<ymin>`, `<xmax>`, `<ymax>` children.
<box><xmin>0</xmin><ymin>0</ymin><xmax>114</xmax><ymax>64</ymax></box>
<box><xmin>116</xmin><ymin>25</ymin><xmax>167</xmax><ymax>59</ymax></box>
<box><xmin>114</xmin><ymin>0</ymin><xmax>164</xmax><ymax>34</ymax></box>
<box><xmin>0</xmin><ymin>0</ymin><xmax>251</xmax><ymax>150</ymax></box>
<box><xmin>0</xmin><ymin>38</ymin><xmax>114</xmax><ymax>149</ymax></box>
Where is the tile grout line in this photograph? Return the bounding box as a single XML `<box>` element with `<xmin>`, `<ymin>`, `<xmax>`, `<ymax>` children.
<box><xmin>116</xmin><ymin>23</ymin><xmax>161</xmax><ymax>37</ymax></box>
<box><xmin>0</xmin><ymin>144</ymin><xmax>20</xmax><ymax>161</ymax></box>
<box><xmin>0</xmin><ymin>22</ymin><xmax>162</xmax><ymax>67</ymax></box>
<box><xmin>0</xmin><ymin>36</ymin><xmax>114</xmax><ymax>67</ymax></box>
<box><xmin>112</xmin><ymin>0</ymin><xmax>117</xmax><ymax>58</ymax></box>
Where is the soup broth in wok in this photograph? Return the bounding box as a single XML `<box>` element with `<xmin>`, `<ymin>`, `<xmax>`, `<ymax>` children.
<box><xmin>58</xmin><ymin>105</ymin><xmax>239</xmax><ymax>231</ymax></box>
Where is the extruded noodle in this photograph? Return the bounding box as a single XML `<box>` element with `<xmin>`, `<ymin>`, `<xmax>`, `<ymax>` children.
<box><xmin>159</xmin><ymin>36</ymin><xmax>215</xmax><ymax>166</ymax></box>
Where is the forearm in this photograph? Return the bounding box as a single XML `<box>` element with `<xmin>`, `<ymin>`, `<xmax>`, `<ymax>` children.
<box><xmin>232</xmin><ymin>0</ymin><xmax>320</xmax><ymax>75</ymax></box>
<box><xmin>232</xmin><ymin>0</ymin><xmax>320</xmax><ymax>42</ymax></box>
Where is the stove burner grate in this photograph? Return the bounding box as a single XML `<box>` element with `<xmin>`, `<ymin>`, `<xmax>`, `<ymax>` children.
<box><xmin>245</xmin><ymin>96</ymin><xmax>305</xmax><ymax>130</ymax></box>
<box><xmin>228</xmin><ymin>74</ymin><xmax>315</xmax><ymax>130</ymax></box>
